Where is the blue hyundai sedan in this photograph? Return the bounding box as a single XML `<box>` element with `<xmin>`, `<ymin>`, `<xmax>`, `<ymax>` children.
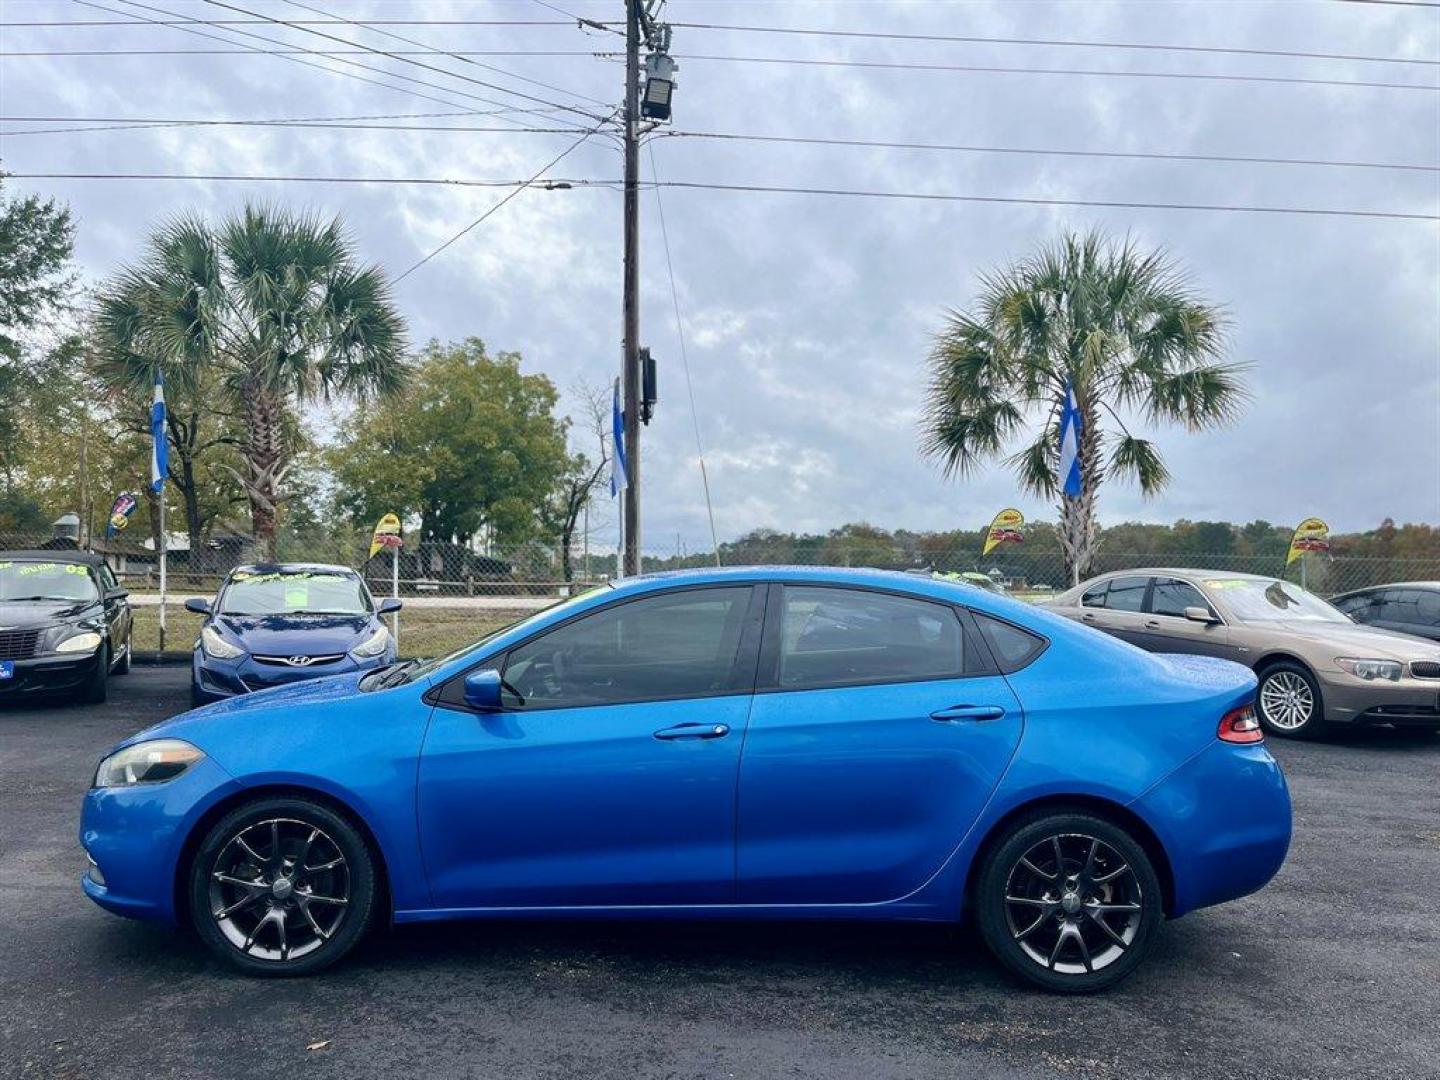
<box><xmin>82</xmin><ymin>567</ymin><xmax>1290</xmax><ymax>991</ymax></box>
<box><xmin>185</xmin><ymin>563</ymin><xmax>401</xmax><ymax>707</ymax></box>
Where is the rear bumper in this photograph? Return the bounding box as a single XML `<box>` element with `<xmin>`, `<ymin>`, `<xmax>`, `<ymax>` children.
<box><xmin>1320</xmin><ymin>675</ymin><xmax>1440</xmax><ymax>727</ymax></box>
<box><xmin>0</xmin><ymin>652</ymin><xmax>100</xmax><ymax>696</ymax></box>
<box><xmin>1133</xmin><ymin>741</ymin><xmax>1291</xmax><ymax>917</ymax></box>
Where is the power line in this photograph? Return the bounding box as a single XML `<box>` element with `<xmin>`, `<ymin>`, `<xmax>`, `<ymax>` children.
<box><xmin>394</xmin><ymin>113</ymin><xmax>618</xmax><ymax>282</ymax></box>
<box><xmin>0</xmin><ymin>18</ymin><xmax>584</xmax><ymax>27</ymax></box>
<box><xmin>658</xmin><ymin>129</ymin><xmax>1439</xmax><ymax>174</ymax></box>
<box><xmin>0</xmin><ymin>48</ymin><xmax>606</xmax><ymax>56</ymax></box>
<box><xmin>667</xmin><ymin>20</ymin><xmax>1440</xmax><ymax>68</ymax></box>
<box><xmin>646</xmin><ymin>142</ymin><xmax>720</xmax><ymax>567</ymax></box>
<box><xmin>529</xmin><ymin>0</ymin><xmax>624</xmax><ymax>37</ymax></box>
<box><xmin>280</xmin><ymin>0</ymin><xmax>612</xmax><ymax>109</ymax></box>
<box><xmin>652</xmin><ymin>53</ymin><xmax>1439</xmax><ymax>93</ymax></box>
<box><xmin>11</xmin><ymin>172</ymin><xmax>1434</xmax><ymax>222</ymax></box>
<box><xmin>198</xmin><ymin>0</ymin><xmax>611</xmax><ymax>124</ymax></box>
<box><xmin>7</xmin><ymin>111</ymin><xmax>1428</xmax><ymax>175</ymax></box>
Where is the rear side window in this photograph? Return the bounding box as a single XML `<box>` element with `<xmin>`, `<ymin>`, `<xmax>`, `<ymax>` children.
<box><xmin>501</xmin><ymin>586</ymin><xmax>753</xmax><ymax>708</ymax></box>
<box><xmin>972</xmin><ymin>612</ymin><xmax>1047</xmax><ymax>673</ymax></box>
<box><xmin>1104</xmin><ymin>576</ymin><xmax>1149</xmax><ymax>613</ymax></box>
<box><xmin>776</xmin><ymin>586</ymin><xmax>972</xmax><ymax>690</ymax></box>
<box><xmin>1150</xmin><ymin>578</ymin><xmax>1210</xmax><ymax>618</ymax></box>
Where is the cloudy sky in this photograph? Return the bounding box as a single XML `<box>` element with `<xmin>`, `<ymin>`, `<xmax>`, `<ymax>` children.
<box><xmin>3</xmin><ymin>0</ymin><xmax>1437</xmax><ymax>555</ymax></box>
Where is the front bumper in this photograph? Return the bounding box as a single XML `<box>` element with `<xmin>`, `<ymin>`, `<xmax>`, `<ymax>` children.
<box><xmin>79</xmin><ymin>755</ymin><xmax>241</xmax><ymax>924</ymax></box>
<box><xmin>1319</xmin><ymin>672</ymin><xmax>1440</xmax><ymax>727</ymax></box>
<box><xmin>1133</xmin><ymin>740</ymin><xmax>1292</xmax><ymax>917</ymax></box>
<box><xmin>0</xmin><ymin>651</ymin><xmax>101</xmax><ymax>696</ymax></box>
<box><xmin>192</xmin><ymin>646</ymin><xmax>394</xmax><ymax>702</ymax></box>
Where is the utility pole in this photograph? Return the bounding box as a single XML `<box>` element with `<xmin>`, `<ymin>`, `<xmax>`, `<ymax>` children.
<box><xmin>620</xmin><ymin>0</ymin><xmax>642</xmax><ymax>577</ymax></box>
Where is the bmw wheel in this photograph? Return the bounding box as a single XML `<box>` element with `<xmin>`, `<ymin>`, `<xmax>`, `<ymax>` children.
<box><xmin>974</xmin><ymin>812</ymin><xmax>1163</xmax><ymax>993</ymax></box>
<box><xmin>188</xmin><ymin>797</ymin><xmax>376</xmax><ymax>976</ymax></box>
<box><xmin>1256</xmin><ymin>662</ymin><xmax>1325</xmax><ymax>739</ymax></box>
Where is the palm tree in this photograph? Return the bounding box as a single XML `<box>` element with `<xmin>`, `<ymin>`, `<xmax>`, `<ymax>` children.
<box><xmin>95</xmin><ymin>205</ymin><xmax>406</xmax><ymax>559</ymax></box>
<box><xmin>922</xmin><ymin>229</ymin><xmax>1246</xmax><ymax>582</ymax></box>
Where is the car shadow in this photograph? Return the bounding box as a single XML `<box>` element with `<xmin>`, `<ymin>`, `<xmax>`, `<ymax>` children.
<box><xmin>1314</xmin><ymin>725</ymin><xmax>1440</xmax><ymax>751</ymax></box>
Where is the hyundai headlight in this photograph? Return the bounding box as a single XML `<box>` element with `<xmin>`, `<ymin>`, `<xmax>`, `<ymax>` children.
<box><xmin>200</xmin><ymin>625</ymin><xmax>245</xmax><ymax>660</ymax></box>
<box><xmin>55</xmin><ymin>631</ymin><xmax>103</xmax><ymax>654</ymax></box>
<box><xmin>94</xmin><ymin>739</ymin><xmax>204</xmax><ymax>788</ymax></box>
<box><xmin>1335</xmin><ymin>657</ymin><xmax>1402</xmax><ymax>681</ymax></box>
<box><xmin>350</xmin><ymin>624</ymin><xmax>391</xmax><ymax>659</ymax></box>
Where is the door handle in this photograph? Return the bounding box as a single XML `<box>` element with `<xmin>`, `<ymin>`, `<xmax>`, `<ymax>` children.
<box><xmin>1081</xmin><ymin>612</ymin><xmax>1096</xmax><ymax>622</ymax></box>
<box><xmin>653</xmin><ymin>722</ymin><xmax>730</xmax><ymax>740</ymax></box>
<box><xmin>1144</xmin><ymin>620</ymin><xmax>1161</xmax><ymax>629</ymax></box>
<box><xmin>930</xmin><ymin>704</ymin><xmax>1006</xmax><ymax>723</ymax></box>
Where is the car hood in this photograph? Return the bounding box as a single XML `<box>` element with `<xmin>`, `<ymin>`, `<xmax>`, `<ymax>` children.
<box><xmin>0</xmin><ymin>599</ymin><xmax>97</xmax><ymax>629</ymax></box>
<box><xmin>211</xmin><ymin>612</ymin><xmax>374</xmax><ymax>656</ymax></box>
<box><xmin>1259</xmin><ymin>619</ymin><xmax>1440</xmax><ymax>661</ymax></box>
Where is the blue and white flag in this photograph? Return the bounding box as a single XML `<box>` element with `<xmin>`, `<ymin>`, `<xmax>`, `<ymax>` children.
<box><xmin>149</xmin><ymin>369</ymin><xmax>168</xmax><ymax>493</ymax></box>
<box><xmin>609</xmin><ymin>378</ymin><xmax>628</xmax><ymax>498</ymax></box>
<box><xmin>1057</xmin><ymin>377</ymin><xmax>1083</xmax><ymax>498</ymax></box>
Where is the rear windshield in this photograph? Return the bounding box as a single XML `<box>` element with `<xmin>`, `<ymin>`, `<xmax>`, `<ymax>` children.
<box><xmin>219</xmin><ymin>570</ymin><xmax>370</xmax><ymax>615</ymax></box>
<box><xmin>0</xmin><ymin>560</ymin><xmax>99</xmax><ymax>603</ymax></box>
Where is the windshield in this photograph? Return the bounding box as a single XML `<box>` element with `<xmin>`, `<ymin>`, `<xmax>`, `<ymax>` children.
<box><xmin>1202</xmin><ymin>578</ymin><xmax>1349</xmax><ymax>623</ymax></box>
<box><xmin>0</xmin><ymin>560</ymin><xmax>99</xmax><ymax>603</ymax></box>
<box><xmin>219</xmin><ymin>569</ymin><xmax>370</xmax><ymax>616</ymax></box>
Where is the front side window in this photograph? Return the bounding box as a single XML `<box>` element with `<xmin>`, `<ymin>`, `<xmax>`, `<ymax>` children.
<box><xmin>1081</xmin><ymin>584</ymin><xmax>1108</xmax><ymax>608</ymax></box>
<box><xmin>1332</xmin><ymin>593</ymin><xmax>1376</xmax><ymax>617</ymax></box>
<box><xmin>219</xmin><ymin>569</ymin><xmax>371</xmax><ymax>615</ymax></box>
<box><xmin>502</xmin><ymin>586</ymin><xmax>752</xmax><ymax>708</ymax></box>
<box><xmin>1104</xmin><ymin>576</ymin><xmax>1150</xmax><ymax>613</ymax></box>
<box><xmin>1149</xmin><ymin>578</ymin><xmax>1211</xmax><ymax>619</ymax></box>
<box><xmin>777</xmin><ymin>586</ymin><xmax>969</xmax><ymax>690</ymax></box>
<box><xmin>0</xmin><ymin>560</ymin><xmax>99</xmax><ymax>603</ymax></box>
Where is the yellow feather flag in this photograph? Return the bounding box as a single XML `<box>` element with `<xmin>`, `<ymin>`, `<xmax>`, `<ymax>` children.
<box><xmin>982</xmin><ymin>508</ymin><xmax>1026</xmax><ymax>557</ymax></box>
<box><xmin>1285</xmin><ymin>518</ymin><xmax>1329</xmax><ymax>565</ymax></box>
<box><xmin>369</xmin><ymin>513</ymin><xmax>404</xmax><ymax>559</ymax></box>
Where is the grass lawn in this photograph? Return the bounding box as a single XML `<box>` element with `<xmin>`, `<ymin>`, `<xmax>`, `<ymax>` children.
<box><xmin>129</xmin><ymin>606</ymin><xmax>535</xmax><ymax>657</ymax></box>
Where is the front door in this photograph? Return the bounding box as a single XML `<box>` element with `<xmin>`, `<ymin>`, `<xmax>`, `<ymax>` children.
<box><xmin>417</xmin><ymin>585</ymin><xmax>763</xmax><ymax>909</ymax></box>
<box><xmin>1137</xmin><ymin>576</ymin><xmax>1234</xmax><ymax>658</ymax></box>
<box><xmin>737</xmin><ymin>585</ymin><xmax>1023</xmax><ymax>905</ymax></box>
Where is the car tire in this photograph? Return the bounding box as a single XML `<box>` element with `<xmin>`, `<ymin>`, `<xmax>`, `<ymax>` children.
<box><xmin>80</xmin><ymin>644</ymin><xmax>108</xmax><ymax>705</ymax></box>
<box><xmin>188</xmin><ymin>796</ymin><xmax>376</xmax><ymax>977</ymax></box>
<box><xmin>972</xmin><ymin>811</ymin><xmax>1163</xmax><ymax>994</ymax></box>
<box><xmin>114</xmin><ymin>633</ymin><xmax>132</xmax><ymax>675</ymax></box>
<box><xmin>1255</xmin><ymin>661</ymin><xmax>1326</xmax><ymax>739</ymax></box>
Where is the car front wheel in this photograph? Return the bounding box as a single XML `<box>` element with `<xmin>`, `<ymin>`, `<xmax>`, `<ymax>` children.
<box><xmin>188</xmin><ymin>797</ymin><xmax>376</xmax><ymax>976</ymax></box>
<box><xmin>973</xmin><ymin>811</ymin><xmax>1163</xmax><ymax>993</ymax></box>
<box><xmin>1255</xmin><ymin>662</ymin><xmax>1325</xmax><ymax>739</ymax></box>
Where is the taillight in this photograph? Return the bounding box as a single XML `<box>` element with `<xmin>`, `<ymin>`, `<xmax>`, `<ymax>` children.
<box><xmin>1218</xmin><ymin>703</ymin><xmax>1263</xmax><ymax>744</ymax></box>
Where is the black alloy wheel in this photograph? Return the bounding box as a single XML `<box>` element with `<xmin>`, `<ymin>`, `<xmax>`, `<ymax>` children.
<box><xmin>188</xmin><ymin>797</ymin><xmax>376</xmax><ymax>976</ymax></box>
<box><xmin>974</xmin><ymin>811</ymin><xmax>1163</xmax><ymax>993</ymax></box>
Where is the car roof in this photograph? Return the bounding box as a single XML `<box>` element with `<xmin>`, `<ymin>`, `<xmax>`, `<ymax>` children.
<box><xmin>227</xmin><ymin>562</ymin><xmax>357</xmax><ymax>577</ymax></box>
<box><xmin>1086</xmin><ymin>568</ymin><xmax>1278</xmax><ymax>583</ymax></box>
<box><xmin>1332</xmin><ymin>581</ymin><xmax>1440</xmax><ymax>596</ymax></box>
<box><xmin>0</xmin><ymin>550</ymin><xmax>108</xmax><ymax>570</ymax></box>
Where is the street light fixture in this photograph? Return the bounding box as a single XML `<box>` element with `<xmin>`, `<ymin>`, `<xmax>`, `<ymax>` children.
<box><xmin>641</xmin><ymin>52</ymin><xmax>678</xmax><ymax>121</ymax></box>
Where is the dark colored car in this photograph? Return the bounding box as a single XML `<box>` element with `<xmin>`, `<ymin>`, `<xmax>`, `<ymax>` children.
<box><xmin>0</xmin><ymin>551</ymin><xmax>133</xmax><ymax>703</ymax></box>
<box><xmin>186</xmin><ymin>563</ymin><xmax>401</xmax><ymax>707</ymax></box>
<box><xmin>1330</xmin><ymin>582</ymin><xmax>1440</xmax><ymax>643</ymax></box>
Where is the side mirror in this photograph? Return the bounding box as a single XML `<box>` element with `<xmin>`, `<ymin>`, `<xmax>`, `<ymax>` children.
<box><xmin>462</xmin><ymin>668</ymin><xmax>505</xmax><ymax>712</ymax></box>
<box><xmin>1184</xmin><ymin>606</ymin><xmax>1219</xmax><ymax>625</ymax></box>
<box><xmin>184</xmin><ymin>598</ymin><xmax>212</xmax><ymax>615</ymax></box>
<box><xmin>377</xmin><ymin>597</ymin><xmax>403</xmax><ymax>615</ymax></box>
<box><xmin>105</xmin><ymin>587</ymin><xmax>129</xmax><ymax>602</ymax></box>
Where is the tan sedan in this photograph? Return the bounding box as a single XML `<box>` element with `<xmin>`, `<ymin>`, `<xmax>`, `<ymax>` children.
<box><xmin>1045</xmin><ymin>569</ymin><xmax>1440</xmax><ymax>738</ymax></box>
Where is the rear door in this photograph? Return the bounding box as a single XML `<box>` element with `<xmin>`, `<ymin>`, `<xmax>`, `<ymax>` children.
<box><xmin>736</xmin><ymin>584</ymin><xmax>1023</xmax><ymax>905</ymax></box>
<box><xmin>1137</xmin><ymin>576</ymin><xmax>1233</xmax><ymax>658</ymax></box>
<box><xmin>1083</xmin><ymin>576</ymin><xmax>1151</xmax><ymax>647</ymax></box>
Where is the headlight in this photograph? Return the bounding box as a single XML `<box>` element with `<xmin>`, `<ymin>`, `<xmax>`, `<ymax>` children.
<box><xmin>200</xmin><ymin>625</ymin><xmax>245</xmax><ymax>660</ymax></box>
<box><xmin>1335</xmin><ymin>657</ymin><xmax>1402</xmax><ymax>681</ymax></box>
<box><xmin>55</xmin><ymin>631</ymin><xmax>103</xmax><ymax>653</ymax></box>
<box><xmin>350</xmin><ymin>624</ymin><xmax>391</xmax><ymax>658</ymax></box>
<box><xmin>94</xmin><ymin>739</ymin><xmax>204</xmax><ymax>788</ymax></box>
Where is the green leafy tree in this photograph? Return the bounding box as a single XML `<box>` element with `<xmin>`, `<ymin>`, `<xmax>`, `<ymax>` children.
<box><xmin>329</xmin><ymin>338</ymin><xmax>571</xmax><ymax>547</ymax></box>
<box><xmin>94</xmin><ymin>206</ymin><xmax>406</xmax><ymax>559</ymax></box>
<box><xmin>921</xmin><ymin>229</ymin><xmax>1247</xmax><ymax>581</ymax></box>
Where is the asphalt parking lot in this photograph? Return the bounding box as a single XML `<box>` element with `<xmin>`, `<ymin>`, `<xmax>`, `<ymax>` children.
<box><xmin>2</xmin><ymin>667</ymin><xmax>1437</xmax><ymax>1080</ymax></box>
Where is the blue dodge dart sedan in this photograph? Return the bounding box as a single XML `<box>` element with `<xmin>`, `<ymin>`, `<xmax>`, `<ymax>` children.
<box><xmin>185</xmin><ymin>563</ymin><xmax>401</xmax><ymax>706</ymax></box>
<box><xmin>81</xmin><ymin>567</ymin><xmax>1291</xmax><ymax>992</ymax></box>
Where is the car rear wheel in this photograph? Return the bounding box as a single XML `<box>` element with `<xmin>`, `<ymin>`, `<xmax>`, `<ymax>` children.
<box><xmin>1256</xmin><ymin>662</ymin><xmax>1325</xmax><ymax>739</ymax></box>
<box><xmin>973</xmin><ymin>811</ymin><xmax>1163</xmax><ymax>993</ymax></box>
<box><xmin>188</xmin><ymin>797</ymin><xmax>376</xmax><ymax>977</ymax></box>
